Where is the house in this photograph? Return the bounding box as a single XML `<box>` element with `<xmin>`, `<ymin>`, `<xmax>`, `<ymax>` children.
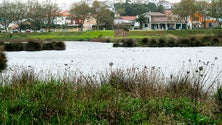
<box><xmin>53</xmin><ymin>10</ymin><xmax>77</xmax><ymax>26</ymax></box>
<box><xmin>114</xmin><ymin>16</ymin><xmax>138</xmax><ymax>29</ymax></box>
<box><xmin>143</xmin><ymin>11</ymin><xmax>185</xmax><ymax>30</ymax></box>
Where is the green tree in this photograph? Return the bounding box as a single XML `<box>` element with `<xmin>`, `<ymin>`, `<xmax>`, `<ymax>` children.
<box><xmin>91</xmin><ymin>1</ymin><xmax>114</xmax><ymax>30</ymax></box>
<box><xmin>209</xmin><ymin>0</ymin><xmax>222</xmax><ymax>25</ymax></box>
<box><xmin>114</xmin><ymin>3</ymin><xmax>157</xmax><ymax>16</ymax></box>
<box><xmin>136</xmin><ymin>14</ymin><xmax>146</xmax><ymax>29</ymax></box>
<box><xmin>156</xmin><ymin>5</ymin><xmax>165</xmax><ymax>13</ymax></box>
<box><xmin>70</xmin><ymin>2</ymin><xmax>90</xmax><ymax>32</ymax></box>
<box><xmin>172</xmin><ymin>0</ymin><xmax>197</xmax><ymax>24</ymax></box>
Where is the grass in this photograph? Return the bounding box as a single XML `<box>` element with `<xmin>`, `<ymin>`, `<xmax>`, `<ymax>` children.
<box><xmin>1</xmin><ymin>29</ymin><xmax>222</xmax><ymax>42</ymax></box>
<box><xmin>0</xmin><ymin>61</ymin><xmax>222</xmax><ymax>124</ymax></box>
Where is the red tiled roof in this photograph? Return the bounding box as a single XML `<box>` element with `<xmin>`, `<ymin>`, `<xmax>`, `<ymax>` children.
<box><xmin>121</xmin><ymin>16</ymin><xmax>137</xmax><ymax>21</ymax></box>
<box><xmin>165</xmin><ymin>10</ymin><xmax>172</xmax><ymax>16</ymax></box>
<box><xmin>60</xmin><ymin>10</ymin><xmax>70</xmax><ymax>17</ymax></box>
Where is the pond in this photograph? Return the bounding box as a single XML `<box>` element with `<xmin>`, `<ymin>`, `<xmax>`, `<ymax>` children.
<box><xmin>5</xmin><ymin>41</ymin><xmax>222</xmax><ymax>79</ymax></box>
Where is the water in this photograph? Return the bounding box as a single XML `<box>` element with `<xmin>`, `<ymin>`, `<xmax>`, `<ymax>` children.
<box><xmin>5</xmin><ymin>41</ymin><xmax>222</xmax><ymax>78</ymax></box>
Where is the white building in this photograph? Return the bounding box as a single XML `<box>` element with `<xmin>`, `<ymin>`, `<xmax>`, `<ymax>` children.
<box><xmin>157</xmin><ymin>0</ymin><xmax>173</xmax><ymax>9</ymax></box>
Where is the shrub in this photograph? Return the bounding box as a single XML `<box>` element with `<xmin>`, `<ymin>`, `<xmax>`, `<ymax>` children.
<box><xmin>113</xmin><ymin>43</ymin><xmax>121</xmax><ymax>47</ymax></box>
<box><xmin>122</xmin><ymin>38</ymin><xmax>137</xmax><ymax>47</ymax></box>
<box><xmin>177</xmin><ymin>38</ymin><xmax>192</xmax><ymax>47</ymax></box>
<box><xmin>215</xmin><ymin>86</ymin><xmax>222</xmax><ymax>112</ymax></box>
<box><xmin>0</xmin><ymin>51</ymin><xmax>7</xmax><ymax>72</ymax></box>
<box><xmin>148</xmin><ymin>39</ymin><xmax>157</xmax><ymax>47</ymax></box>
<box><xmin>43</xmin><ymin>42</ymin><xmax>55</xmax><ymax>50</ymax></box>
<box><xmin>140</xmin><ymin>38</ymin><xmax>149</xmax><ymax>46</ymax></box>
<box><xmin>53</xmin><ymin>41</ymin><xmax>66</xmax><ymax>50</ymax></box>
<box><xmin>4</xmin><ymin>42</ymin><xmax>24</xmax><ymax>51</ymax></box>
<box><xmin>190</xmin><ymin>37</ymin><xmax>203</xmax><ymax>47</ymax></box>
<box><xmin>25</xmin><ymin>40</ymin><xmax>43</xmax><ymax>51</ymax></box>
<box><xmin>200</xmin><ymin>35</ymin><xmax>213</xmax><ymax>44</ymax></box>
<box><xmin>166</xmin><ymin>38</ymin><xmax>176</xmax><ymax>47</ymax></box>
<box><xmin>211</xmin><ymin>37</ymin><xmax>219</xmax><ymax>46</ymax></box>
<box><xmin>158</xmin><ymin>38</ymin><xmax>166</xmax><ymax>47</ymax></box>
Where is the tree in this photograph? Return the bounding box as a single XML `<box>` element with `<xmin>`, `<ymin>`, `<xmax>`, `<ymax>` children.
<box><xmin>0</xmin><ymin>1</ymin><xmax>17</xmax><ymax>32</ymax></box>
<box><xmin>70</xmin><ymin>2</ymin><xmax>90</xmax><ymax>32</ymax></box>
<box><xmin>91</xmin><ymin>1</ymin><xmax>114</xmax><ymax>30</ymax></box>
<box><xmin>136</xmin><ymin>14</ymin><xmax>146</xmax><ymax>29</ymax></box>
<box><xmin>26</xmin><ymin>0</ymin><xmax>45</xmax><ymax>31</ymax></box>
<box><xmin>156</xmin><ymin>5</ymin><xmax>165</xmax><ymax>13</ymax></box>
<box><xmin>209</xmin><ymin>0</ymin><xmax>222</xmax><ymax>25</ymax></box>
<box><xmin>172</xmin><ymin>0</ymin><xmax>197</xmax><ymax>25</ymax></box>
<box><xmin>43</xmin><ymin>0</ymin><xmax>60</xmax><ymax>32</ymax></box>
<box><xmin>114</xmin><ymin>2</ymin><xmax>157</xmax><ymax>16</ymax></box>
<box><xmin>13</xmin><ymin>1</ymin><xmax>27</xmax><ymax>30</ymax></box>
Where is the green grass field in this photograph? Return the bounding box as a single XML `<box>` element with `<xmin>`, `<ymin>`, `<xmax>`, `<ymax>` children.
<box><xmin>1</xmin><ymin>29</ymin><xmax>222</xmax><ymax>41</ymax></box>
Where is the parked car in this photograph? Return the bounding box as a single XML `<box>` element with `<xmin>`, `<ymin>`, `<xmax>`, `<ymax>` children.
<box><xmin>26</xmin><ymin>29</ymin><xmax>31</xmax><ymax>33</ymax></box>
<box><xmin>0</xmin><ymin>30</ymin><xmax>6</xmax><ymax>33</ymax></box>
<box><xmin>167</xmin><ymin>27</ymin><xmax>176</xmax><ymax>30</ymax></box>
<box><xmin>12</xmin><ymin>29</ymin><xmax>19</xmax><ymax>33</ymax></box>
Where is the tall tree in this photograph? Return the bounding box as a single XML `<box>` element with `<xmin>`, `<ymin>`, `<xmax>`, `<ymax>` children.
<box><xmin>26</xmin><ymin>0</ymin><xmax>45</xmax><ymax>31</ymax></box>
<box><xmin>136</xmin><ymin>14</ymin><xmax>146</xmax><ymax>29</ymax></box>
<box><xmin>91</xmin><ymin>1</ymin><xmax>114</xmax><ymax>30</ymax></box>
<box><xmin>172</xmin><ymin>0</ymin><xmax>197</xmax><ymax>24</ymax></box>
<box><xmin>209</xmin><ymin>0</ymin><xmax>222</xmax><ymax>25</ymax></box>
<box><xmin>156</xmin><ymin>5</ymin><xmax>165</xmax><ymax>13</ymax></box>
<box><xmin>0</xmin><ymin>1</ymin><xmax>17</xmax><ymax>32</ymax></box>
<box><xmin>70</xmin><ymin>2</ymin><xmax>90</xmax><ymax>31</ymax></box>
<box><xmin>43</xmin><ymin>0</ymin><xmax>60</xmax><ymax>32</ymax></box>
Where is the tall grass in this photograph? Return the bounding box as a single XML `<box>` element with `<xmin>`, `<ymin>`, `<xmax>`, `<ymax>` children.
<box><xmin>0</xmin><ymin>62</ymin><xmax>221</xmax><ymax>124</ymax></box>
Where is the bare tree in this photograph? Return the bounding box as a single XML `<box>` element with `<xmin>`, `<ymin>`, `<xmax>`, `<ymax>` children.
<box><xmin>43</xmin><ymin>0</ymin><xmax>60</xmax><ymax>32</ymax></box>
<box><xmin>0</xmin><ymin>1</ymin><xmax>18</xmax><ymax>32</ymax></box>
<box><xmin>26</xmin><ymin>0</ymin><xmax>45</xmax><ymax>31</ymax></box>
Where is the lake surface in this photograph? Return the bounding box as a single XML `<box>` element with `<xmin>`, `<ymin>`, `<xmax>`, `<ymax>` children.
<box><xmin>5</xmin><ymin>41</ymin><xmax>222</xmax><ymax>79</ymax></box>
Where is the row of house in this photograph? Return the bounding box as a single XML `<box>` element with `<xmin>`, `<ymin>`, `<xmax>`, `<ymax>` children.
<box><xmin>2</xmin><ymin>0</ymin><xmax>219</xmax><ymax>32</ymax></box>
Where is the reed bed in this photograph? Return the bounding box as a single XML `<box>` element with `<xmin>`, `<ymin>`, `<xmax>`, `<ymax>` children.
<box><xmin>0</xmin><ymin>62</ymin><xmax>222</xmax><ymax>124</ymax></box>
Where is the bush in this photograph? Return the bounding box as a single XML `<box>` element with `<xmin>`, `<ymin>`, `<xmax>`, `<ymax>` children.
<box><xmin>148</xmin><ymin>39</ymin><xmax>157</xmax><ymax>47</ymax></box>
<box><xmin>122</xmin><ymin>38</ymin><xmax>137</xmax><ymax>47</ymax></box>
<box><xmin>215</xmin><ymin>86</ymin><xmax>222</xmax><ymax>112</ymax></box>
<box><xmin>53</xmin><ymin>41</ymin><xmax>66</xmax><ymax>50</ymax></box>
<box><xmin>42</xmin><ymin>42</ymin><xmax>55</xmax><ymax>50</ymax></box>
<box><xmin>4</xmin><ymin>42</ymin><xmax>24</xmax><ymax>51</ymax></box>
<box><xmin>190</xmin><ymin>37</ymin><xmax>203</xmax><ymax>47</ymax></box>
<box><xmin>25</xmin><ymin>40</ymin><xmax>42</xmax><ymax>51</ymax></box>
<box><xmin>43</xmin><ymin>41</ymin><xmax>66</xmax><ymax>50</ymax></box>
<box><xmin>177</xmin><ymin>38</ymin><xmax>192</xmax><ymax>47</ymax></box>
<box><xmin>166</xmin><ymin>38</ymin><xmax>176</xmax><ymax>47</ymax></box>
<box><xmin>0</xmin><ymin>52</ymin><xmax>7</xmax><ymax>72</ymax></box>
<box><xmin>211</xmin><ymin>37</ymin><xmax>219</xmax><ymax>46</ymax></box>
<box><xmin>113</xmin><ymin>43</ymin><xmax>122</xmax><ymax>47</ymax></box>
<box><xmin>140</xmin><ymin>38</ymin><xmax>149</xmax><ymax>46</ymax></box>
<box><xmin>158</xmin><ymin>38</ymin><xmax>166</xmax><ymax>47</ymax></box>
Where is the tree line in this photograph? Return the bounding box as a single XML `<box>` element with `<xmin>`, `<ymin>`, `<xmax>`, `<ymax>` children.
<box><xmin>173</xmin><ymin>0</ymin><xmax>222</xmax><ymax>25</ymax></box>
<box><xmin>114</xmin><ymin>2</ymin><xmax>164</xmax><ymax>16</ymax></box>
<box><xmin>0</xmin><ymin>0</ymin><xmax>59</xmax><ymax>32</ymax></box>
<box><xmin>1</xmin><ymin>0</ymin><xmax>222</xmax><ymax>32</ymax></box>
